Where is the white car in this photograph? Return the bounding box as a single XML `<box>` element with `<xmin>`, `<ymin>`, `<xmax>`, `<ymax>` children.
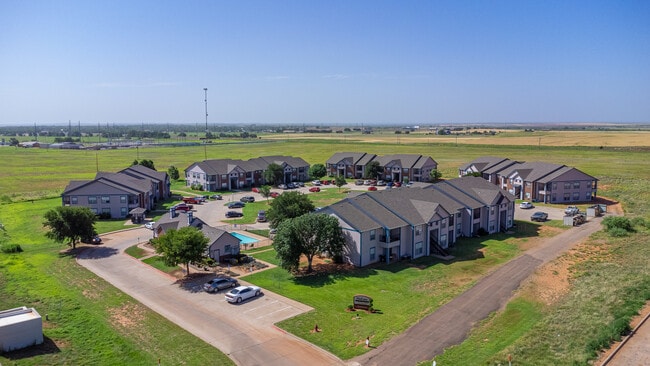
<box><xmin>144</xmin><ymin>222</ymin><xmax>155</xmax><ymax>230</ymax></box>
<box><xmin>519</xmin><ymin>201</ymin><xmax>534</xmax><ymax>209</ymax></box>
<box><xmin>311</xmin><ymin>180</ymin><xmax>321</xmax><ymax>186</ymax></box>
<box><xmin>225</xmin><ymin>286</ymin><xmax>262</xmax><ymax>303</ymax></box>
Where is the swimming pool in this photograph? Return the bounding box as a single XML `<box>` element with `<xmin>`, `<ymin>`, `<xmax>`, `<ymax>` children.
<box><xmin>231</xmin><ymin>232</ymin><xmax>259</xmax><ymax>245</ymax></box>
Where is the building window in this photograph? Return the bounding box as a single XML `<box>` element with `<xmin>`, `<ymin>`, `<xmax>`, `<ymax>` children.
<box><xmin>489</xmin><ymin>220</ymin><xmax>496</xmax><ymax>232</ymax></box>
<box><xmin>415</xmin><ymin>227</ymin><xmax>421</xmax><ymax>236</ymax></box>
<box><xmin>564</xmin><ymin>182</ymin><xmax>571</xmax><ymax>189</ymax></box>
<box><xmin>573</xmin><ymin>192</ymin><xmax>580</xmax><ymax>200</ymax></box>
<box><xmin>573</xmin><ymin>181</ymin><xmax>580</xmax><ymax>189</ymax></box>
<box><xmin>101</xmin><ymin>208</ymin><xmax>110</xmax><ymax>215</ymax></box>
<box><xmin>88</xmin><ymin>196</ymin><xmax>97</xmax><ymax>204</ymax></box>
<box><xmin>71</xmin><ymin>196</ymin><xmax>78</xmax><ymax>204</ymax></box>
<box><xmin>225</xmin><ymin>245</ymin><xmax>231</xmax><ymax>254</ymax></box>
<box><xmin>415</xmin><ymin>242</ymin><xmax>423</xmax><ymax>255</ymax></box>
<box><xmin>369</xmin><ymin>247</ymin><xmax>376</xmax><ymax>261</ymax></box>
<box><xmin>120</xmin><ymin>207</ymin><xmax>127</xmax><ymax>216</ymax></box>
<box><xmin>552</xmin><ymin>182</ymin><xmax>557</xmax><ymax>190</ymax></box>
<box><xmin>370</xmin><ymin>230</ymin><xmax>376</xmax><ymax>241</ymax></box>
<box><xmin>586</xmin><ymin>192</ymin><xmax>592</xmax><ymax>200</ymax></box>
<box><xmin>552</xmin><ymin>193</ymin><xmax>557</xmax><ymax>202</ymax></box>
<box><xmin>564</xmin><ymin>193</ymin><xmax>571</xmax><ymax>201</ymax></box>
<box><xmin>101</xmin><ymin>196</ymin><xmax>110</xmax><ymax>203</ymax></box>
<box><xmin>91</xmin><ymin>208</ymin><xmax>98</xmax><ymax>215</ymax></box>
<box><xmin>120</xmin><ymin>195</ymin><xmax>127</xmax><ymax>203</ymax></box>
<box><xmin>525</xmin><ymin>192</ymin><xmax>531</xmax><ymax>199</ymax></box>
<box><xmin>457</xmin><ymin>223</ymin><xmax>462</xmax><ymax>235</ymax></box>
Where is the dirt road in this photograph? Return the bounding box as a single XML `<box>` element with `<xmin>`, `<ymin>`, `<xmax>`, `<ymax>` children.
<box><xmin>352</xmin><ymin>217</ymin><xmax>604</xmax><ymax>366</ymax></box>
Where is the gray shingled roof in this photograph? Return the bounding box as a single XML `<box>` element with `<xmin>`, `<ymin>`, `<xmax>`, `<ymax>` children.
<box><xmin>537</xmin><ymin>166</ymin><xmax>597</xmax><ymax>183</ymax></box>
<box><xmin>322</xmin><ymin>201</ymin><xmax>382</xmax><ymax>232</ymax></box>
<box><xmin>121</xmin><ymin>165</ymin><xmax>167</xmax><ymax>182</ymax></box>
<box><xmin>459</xmin><ymin>156</ymin><xmax>509</xmax><ymax>171</ymax></box>
<box><xmin>326</xmin><ymin>152</ymin><xmax>368</xmax><ymax>165</ymax></box>
<box><xmin>501</xmin><ymin>162</ymin><xmax>566</xmax><ymax>182</ymax></box>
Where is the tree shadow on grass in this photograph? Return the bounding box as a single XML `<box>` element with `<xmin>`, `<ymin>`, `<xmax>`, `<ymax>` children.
<box><xmin>2</xmin><ymin>336</ymin><xmax>60</xmax><ymax>361</ymax></box>
<box><xmin>292</xmin><ymin>221</ymin><xmax>545</xmax><ymax>286</ymax></box>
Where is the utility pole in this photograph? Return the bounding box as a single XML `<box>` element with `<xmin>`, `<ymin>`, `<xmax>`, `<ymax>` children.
<box><xmin>204</xmin><ymin>88</ymin><xmax>208</xmax><ymax>132</ymax></box>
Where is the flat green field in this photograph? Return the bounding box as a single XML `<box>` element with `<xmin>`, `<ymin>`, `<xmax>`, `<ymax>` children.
<box><xmin>1</xmin><ymin>132</ymin><xmax>648</xmax><ymax>365</ymax></box>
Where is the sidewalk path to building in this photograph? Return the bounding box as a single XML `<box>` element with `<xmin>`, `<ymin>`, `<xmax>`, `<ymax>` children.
<box><xmin>77</xmin><ymin>228</ymin><xmax>345</xmax><ymax>366</ymax></box>
<box><xmin>352</xmin><ymin>216</ymin><xmax>604</xmax><ymax>366</ymax></box>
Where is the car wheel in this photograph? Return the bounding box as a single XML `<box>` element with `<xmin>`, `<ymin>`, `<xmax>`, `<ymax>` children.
<box><xmin>236</xmin><ymin>297</ymin><xmax>242</xmax><ymax>303</ymax></box>
<box><xmin>255</xmin><ymin>290</ymin><xmax>260</xmax><ymax>296</ymax></box>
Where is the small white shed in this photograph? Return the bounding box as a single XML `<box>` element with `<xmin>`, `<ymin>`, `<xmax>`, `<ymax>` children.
<box><xmin>0</xmin><ymin>306</ymin><xmax>44</xmax><ymax>352</ymax></box>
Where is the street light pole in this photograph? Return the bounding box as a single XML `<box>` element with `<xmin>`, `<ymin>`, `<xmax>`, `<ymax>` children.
<box><xmin>204</xmin><ymin>88</ymin><xmax>208</xmax><ymax>132</ymax></box>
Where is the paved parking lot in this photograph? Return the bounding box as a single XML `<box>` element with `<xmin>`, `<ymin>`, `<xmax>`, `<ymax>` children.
<box><xmin>78</xmin><ymin>228</ymin><xmax>344</xmax><ymax>366</ymax></box>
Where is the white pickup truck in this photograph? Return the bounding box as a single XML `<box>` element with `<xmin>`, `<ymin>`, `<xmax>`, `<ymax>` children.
<box><xmin>565</xmin><ymin>206</ymin><xmax>580</xmax><ymax>216</ymax></box>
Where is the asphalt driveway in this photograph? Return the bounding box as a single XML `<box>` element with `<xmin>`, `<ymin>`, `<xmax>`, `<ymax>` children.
<box><xmin>77</xmin><ymin>228</ymin><xmax>344</xmax><ymax>366</ymax></box>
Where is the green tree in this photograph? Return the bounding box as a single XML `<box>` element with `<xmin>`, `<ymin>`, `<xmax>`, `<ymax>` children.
<box><xmin>273</xmin><ymin>214</ymin><xmax>345</xmax><ymax>273</ymax></box>
<box><xmin>259</xmin><ymin>185</ymin><xmax>272</xmax><ymax>202</ymax></box>
<box><xmin>334</xmin><ymin>175</ymin><xmax>347</xmax><ymax>191</ymax></box>
<box><xmin>267</xmin><ymin>191</ymin><xmax>315</xmax><ymax>228</ymax></box>
<box><xmin>308</xmin><ymin>164</ymin><xmax>327</xmax><ymax>180</ymax></box>
<box><xmin>429</xmin><ymin>169</ymin><xmax>443</xmax><ymax>182</ymax></box>
<box><xmin>264</xmin><ymin>163</ymin><xmax>284</xmax><ymax>186</ymax></box>
<box><xmin>139</xmin><ymin>159</ymin><xmax>156</xmax><ymax>170</ymax></box>
<box><xmin>152</xmin><ymin>226</ymin><xmax>209</xmax><ymax>275</ymax></box>
<box><xmin>168</xmin><ymin>166</ymin><xmax>180</xmax><ymax>180</ymax></box>
<box><xmin>364</xmin><ymin>161</ymin><xmax>382</xmax><ymax>180</ymax></box>
<box><xmin>9</xmin><ymin>138</ymin><xmax>19</xmax><ymax>146</ymax></box>
<box><xmin>43</xmin><ymin>206</ymin><xmax>97</xmax><ymax>249</ymax></box>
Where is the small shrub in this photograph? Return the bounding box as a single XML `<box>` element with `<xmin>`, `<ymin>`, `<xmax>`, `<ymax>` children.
<box><xmin>602</xmin><ymin>216</ymin><xmax>634</xmax><ymax>233</ymax></box>
<box><xmin>630</xmin><ymin>217</ymin><xmax>646</xmax><ymax>228</ymax></box>
<box><xmin>608</xmin><ymin>227</ymin><xmax>629</xmax><ymax>237</ymax></box>
<box><xmin>1</xmin><ymin>244</ymin><xmax>23</xmax><ymax>253</ymax></box>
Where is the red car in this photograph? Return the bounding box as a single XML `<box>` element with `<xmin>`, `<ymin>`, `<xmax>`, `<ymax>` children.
<box><xmin>173</xmin><ymin>203</ymin><xmax>193</xmax><ymax>212</ymax></box>
<box><xmin>393</xmin><ymin>182</ymin><xmax>402</xmax><ymax>187</ymax></box>
<box><xmin>321</xmin><ymin>180</ymin><xmax>331</xmax><ymax>185</ymax></box>
<box><xmin>252</xmin><ymin>187</ymin><xmax>260</xmax><ymax>193</ymax></box>
<box><xmin>368</xmin><ymin>186</ymin><xmax>377</xmax><ymax>191</ymax></box>
<box><xmin>270</xmin><ymin>192</ymin><xmax>280</xmax><ymax>198</ymax></box>
<box><xmin>309</xmin><ymin>186</ymin><xmax>321</xmax><ymax>192</ymax></box>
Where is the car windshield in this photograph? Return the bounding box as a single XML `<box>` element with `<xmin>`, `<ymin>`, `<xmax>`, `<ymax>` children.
<box><xmin>230</xmin><ymin>289</ymin><xmax>241</xmax><ymax>294</ymax></box>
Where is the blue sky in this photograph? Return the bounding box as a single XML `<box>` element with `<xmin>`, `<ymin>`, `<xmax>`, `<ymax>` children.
<box><xmin>1</xmin><ymin>0</ymin><xmax>649</xmax><ymax>126</ymax></box>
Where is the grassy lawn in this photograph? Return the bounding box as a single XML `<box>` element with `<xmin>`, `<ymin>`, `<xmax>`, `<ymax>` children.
<box><xmin>0</xmin><ymin>198</ymin><xmax>233</xmax><ymax>365</ymax></box>
<box><xmin>141</xmin><ymin>255</ymin><xmax>181</xmax><ymax>274</ymax></box>
<box><xmin>1</xmin><ymin>134</ymin><xmax>649</xmax><ymax>364</ymax></box>
<box><xmin>124</xmin><ymin>245</ymin><xmax>148</xmax><ymax>259</ymax></box>
<box><xmin>242</xmin><ymin>234</ymin><xmax>523</xmax><ymax>359</ymax></box>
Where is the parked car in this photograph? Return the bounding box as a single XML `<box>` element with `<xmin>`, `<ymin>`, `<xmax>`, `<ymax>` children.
<box><xmin>211</xmin><ymin>194</ymin><xmax>223</xmax><ymax>200</ymax></box>
<box><xmin>368</xmin><ymin>186</ymin><xmax>377</xmax><ymax>191</ymax></box>
<box><xmin>226</xmin><ymin>211</ymin><xmax>244</xmax><ymax>218</ymax></box>
<box><xmin>82</xmin><ymin>235</ymin><xmax>102</xmax><ymax>244</ymax></box>
<box><xmin>269</xmin><ymin>228</ymin><xmax>277</xmax><ymax>239</ymax></box>
<box><xmin>270</xmin><ymin>192</ymin><xmax>280</xmax><ymax>198</ymax></box>
<box><xmin>257</xmin><ymin>210</ymin><xmax>267</xmax><ymax>222</ymax></box>
<box><xmin>287</xmin><ymin>182</ymin><xmax>297</xmax><ymax>189</ymax></box>
<box><xmin>295</xmin><ymin>181</ymin><xmax>305</xmax><ymax>187</ymax></box>
<box><xmin>194</xmin><ymin>196</ymin><xmax>207</xmax><ymax>203</ymax></box>
<box><xmin>251</xmin><ymin>187</ymin><xmax>260</xmax><ymax>193</ymax></box>
<box><xmin>225</xmin><ymin>285</ymin><xmax>262</xmax><ymax>303</ymax></box>
<box><xmin>565</xmin><ymin>205</ymin><xmax>580</xmax><ymax>215</ymax></box>
<box><xmin>519</xmin><ymin>201</ymin><xmax>534</xmax><ymax>209</ymax></box>
<box><xmin>182</xmin><ymin>197</ymin><xmax>200</xmax><ymax>204</ymax></box>
<box><xmin>363</xmin><ymin>180</ymin><xmax>372</xmax><ymax>185</ymax></box>
<box><xmin>309</xmin><ymin>186</ymin><xmax>321</xmax><ymax>192</ymax></box>
<box><xmin>531</xmin><ymin>212</ymin><xmax>548</xmax><ymax>222</ymax></box>
<box><xmin>240</xmin><ymin>196</ymin><xmax>255</xmax><ymax>203</ymax></box>
<box><xmin>173</xmin><ymin>203</ymin><xmax>193</xmax><ymax>212</ymax></box>
<box><xmin>393</xmin><ymin>182</ymin><xmax>402</xmax><ymax>187</ymax></box>
<box><xmin>376</xmin><ymin>180</ymin><xmax>386</xmax><ymax>186</ymax></box>
<box><xmin>203</xmin><ymin>277</ymin><xmax>239</xmax><ymax>293</ymax></box>
<box><xmin>228</xmin><ymin>201</ymin><xmax>245</xmax><ymax>209</ymax></box>
<box><xmin>321</xmin><ymin>180</ymin><xmax>331</xmax><ymax>185</ymax></box>
<box><xmin>144</xmin><ymin>222</ymin><xmax>155</xmax><ymax>230</ymax></box>
<box><xmin>355</xmin><ymin>179</ymin><xmax>364</xmax><ymax>186</ymax></box>
<box><xmin>311</xmin><ymin>180</ymin><xmax>321</xmax><ymax>186</ymax></box>
<box><xmin>278</xmin><ymin>183</ymin><xmax>288</xmax><ymax>190</ymax></box>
